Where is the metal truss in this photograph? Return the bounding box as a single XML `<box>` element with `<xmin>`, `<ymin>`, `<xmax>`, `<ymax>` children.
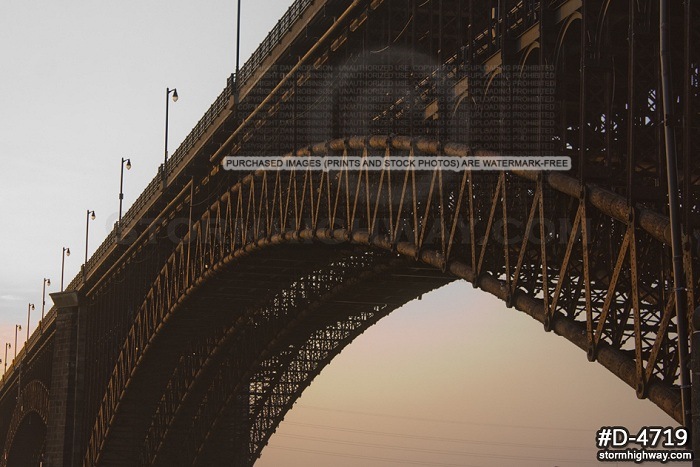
<box><xmin>1</xmin><ymin>380</ymin><xmax>49</xmax><ymax>467</ymax></box>
<box><xmin>0</xmin><ymin>1</ymin><xmax>698</xmax><ymax>464</ymax></box>
<box><xmin>142</xmin><ymin>256</ymin><xmax>447</xmax><ymax>466</ymax></box>
<box><xmin>141</xmin><ymin>253</ymin><xmax>395</xmax><ymax>464</ymax></box>
<box><xmin>84</xmin><ymin>135</ymin><xmax>697</xmax><ymax>465</ymax></box>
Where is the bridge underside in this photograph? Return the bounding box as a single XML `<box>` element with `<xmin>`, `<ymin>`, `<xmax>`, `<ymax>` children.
<box><xmin>87</xmin><ymin>241</ymin><xmax>453</xmax><ymax>465</ymax></box>
<box><xmin>0</xmin><ymin>0</ymin><xmax>698</xmax><ymax>465</ymax></box>
<box><xmin>7</xmin><ymin>412</ymin><xmax>45</xmax><ymax>467</ymax></box>
<box><xmin>86</xmin><ymin>135</ymin><xmax>692</xmax><ymax>466</ymax></box>
<box><xmin>146</xmin><ymin>250</ymin><xmax>452</xmax><ymax>466</ymax></box>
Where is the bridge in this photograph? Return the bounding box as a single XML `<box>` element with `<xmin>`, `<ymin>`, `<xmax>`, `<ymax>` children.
<box><xmin>1</xmin><ymin>0</ymin><xmax>699</xmax><ymax>465</ymax></box>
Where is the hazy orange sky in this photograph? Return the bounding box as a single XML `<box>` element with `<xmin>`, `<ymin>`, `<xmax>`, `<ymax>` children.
<box><xmin>256</xmin><ymin>281</ymin><xmax>677</xmax><ymax>466</ymax></box>
<box><xmin>0</xmin><ymin>1</ymin><xmax>684</xmax><ymax>465</ymax></box>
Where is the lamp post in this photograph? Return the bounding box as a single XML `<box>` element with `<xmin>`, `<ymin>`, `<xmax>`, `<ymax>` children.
<box><xmin>26</xmin><ymin>303</ymin><xmax>34</xmax><ymax>342</ymax></box>
<box><xmin>4</xmin><ymin>344</ymin><xmax>9</xmax><ymax>373</ymax></box>
<box><xmin>235</xmin><ymin>0</ymin><xmax>241</xmax><ymax>82</ymax></box>
<box><xmin>41</xmin><ymin>279</ymin><xmax>50</xmax><ymax>331</ymax></box>
<box><xmin>85</xmin><ymin>210</ymin><xmax>96</xmax><ymax>266</ymax></box>
<box><xmin>61</xmin><ymin>247</ymin><xmax>70</xmax><ymax>291</ymax></box>
<box><xmin>14</xmin><ymin>325</ymin><xmax>21</xmax><ymax>360</ymax></box>
<box><xmin>119</xmin><ymin>158</ymin><xmax>131</xmax><ymax>224</ymax></box>
<box><xmin>164</xmin><ymin>88</ymin><xmax>178</xmax><ymax>167</ymax></box>
<box><xmin>234</xmin><ymin>0</ymin><xmax>242</xmax><ymax>109</ymax></box>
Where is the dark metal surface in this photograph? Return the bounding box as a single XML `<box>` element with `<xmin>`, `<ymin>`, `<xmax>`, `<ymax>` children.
<box><xmin>0</xmin><ymin>0</ymin><xmax>698</xmax><ymax>465</ymax></box>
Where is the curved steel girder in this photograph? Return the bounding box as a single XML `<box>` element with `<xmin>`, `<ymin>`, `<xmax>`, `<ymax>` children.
<box><xmin>189</xmin><ymin>262</ymin><xmax>450</xmax><ymax>466</ymax></box>
<box><xmin>145</xmin><ymin>255</ymin><xmax>448</xmax><ymax>466</ymax></box>
<box><xmin>88</xmin><ymin>246</ymin><xmax>368</xmax><ymax>466</ymax></box>
<box><xmin>1</xmin><ymin>380</ymin><xmax>49</xmax><ymax>467</ymax></box>
<box><xmin>143</xmin><ymin>251</ymin><xmax>392</xmax><ymax>464</ymax></box>
<box><xmin>86</xmin><ymin>135</ymin><xmax>691</xmax><ymax>467</ymax></box>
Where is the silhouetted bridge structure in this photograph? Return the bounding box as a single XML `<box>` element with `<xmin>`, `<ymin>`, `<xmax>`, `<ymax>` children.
<box><xmin>2</xmin><ymin>0</ymin><xmax>699</xmax><ymax>465</ymax></box>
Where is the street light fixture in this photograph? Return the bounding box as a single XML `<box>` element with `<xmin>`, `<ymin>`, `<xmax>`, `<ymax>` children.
<box><xmin>26</xmin><ymin>303</ymin><xmax>34</xmax><ymax>342</ymax></box>
<box><xmin>164</xmin><ymin>87</ymin><xmax>178</xmax><ymax>168</ymax></box>
<box><xmin>41</xmin><ymin>278</ymin><xmax>50</xmax><ymax>332</ymax></box>
<box><xmin>235</xmin><ymin>0</ymin><xmax>242</xmax><ymax>89</ymax></box>
<box><xmin>4</xmin><ymin>344</ymin><xmax>9</xmax><ymax>373</ymax></box>
<box><xmin>14</xmin><ymin>325</ymin><xmax>21</xmax><ymax>360</ymax></box>
<box><xmin>119</xmin><ymin>158</ymin><xmax>132</xmax><ymax>224</ymax></box>
<box><xmin>85</xmin><ymin>210</ymin><xmax>96</xmax><ymax>267</ymax></box>
<box><xmin>61</xmin><ymin>247</ymin><xmax>70</xmax><ymax>291</ymax></box>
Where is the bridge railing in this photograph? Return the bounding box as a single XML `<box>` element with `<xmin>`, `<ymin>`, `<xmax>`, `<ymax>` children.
<box><xmin>19</xmin><ymin>0</ymin><xmax>552</xmax><ymax>377</ymax></box>
<box><xmin>163</xmin><ymin>75</ymin><xmax>236</xmax><ymax>179</ymax></box>
<box><xmin>237</xmin><ymin>0</ymin><xmax>313</xmax><ymax>88</ymax></box>
<box><xmin>82</xmin><ymin>0</ymin><xmax>315</xmax><ymax>282</ymax></box>
<box><xmin>461</xmin><ymin>1</ymin><xmax>587</xmax><ymax>65</ymax></box>
<box><xmin>5</xmin><ymin>0</ymin><xmax>320</xmax><ymax>382</ymax></box>
<box><xmin>85</xmin><ymin>0</ymin><xmax>545</xmax><ymax>294</ymax></box>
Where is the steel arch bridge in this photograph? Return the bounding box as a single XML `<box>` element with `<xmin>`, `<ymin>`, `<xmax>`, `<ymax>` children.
<box><xmin>0</xmin><ymin>0</ymin><xmax>698</xmax><ymax>466</ymax></box>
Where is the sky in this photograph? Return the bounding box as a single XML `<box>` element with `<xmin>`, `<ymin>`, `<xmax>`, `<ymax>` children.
<box><xmin>0</xmin><ymin>1</ymin><xmax>682</xmax><ymax>465</ymax></box>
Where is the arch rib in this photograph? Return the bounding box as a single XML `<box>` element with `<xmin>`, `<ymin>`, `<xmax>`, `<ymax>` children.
<box><xmin>86</xmin><ymin>136</ymin><xmax>690</xmax><ymax>466</ymax></box>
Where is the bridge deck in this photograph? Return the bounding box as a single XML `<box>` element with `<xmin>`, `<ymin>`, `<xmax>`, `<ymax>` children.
<box><xmin>1</xmin><ymin>0</ymin><xmax>698</xmax><ymax>465</ymax></box>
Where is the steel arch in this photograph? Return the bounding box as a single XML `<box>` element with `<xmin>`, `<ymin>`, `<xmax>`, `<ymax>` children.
<box><xmin>85</xmin><ymin>135</ymin><xmax>694</xmax><ymax>466</ymax></box>
<box><xmin>1</xmin><ymin>380</ymin><xmax>50</xmax><ymax>467</ymax></box>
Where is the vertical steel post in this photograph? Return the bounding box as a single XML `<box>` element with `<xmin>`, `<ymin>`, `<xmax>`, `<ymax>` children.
<box><xmin>410</xmin><ymin>0</ymin><xmax>417</xmax><ymax>137</ymax></box>
<box><xmin>164</xmin><ymin>88</ymin><xmax>171</xmax><ymax>168</ymax></box>
<box><xmin>119</xmin><ymin>158</ymin><xmax>124</xmax><ymax>223</ymax></box>
<box><xmin>61</xmin><ymin>247</ymin><xmax>69</xmax><ymax>291</ymax></box>
<box><xmin>41</xmin><ymin>279</ymin><xmax>48</xmax><ymax>330</ymax></box>
<box><xmin>627</xmin><ymin>0</ymin><xmax>636</xmax><ymax>202</ymax></box>
<box><xmin>119</xmin><ymin>158</ymin><xmax>130</xmax><ymax>224</ymax></box>
<box><xmin>14</xmin><ymin>325</ymin><xmax>19</xmax><ymax>360</ymax></box>
<box><xmin>235</xmin><ymin>0</ymin><xmax>242</xmax><ymax>112</ymax></box>
<box><xmin>27</xmin><ymin>303</ymin><xmax>32</xmax><ymax>342</ymax></box>
<box><xmin>682</xmin><ymin>0</ymin><xmax>700</xmax><ymax>458</ymax></box>
<box><xmin>61</xmin><ymin>249</ymin><xmax>65</xmax><ymax>291</ymax></box>
<box><xmin>85</xmin><ymin>210</ymin><xmax>92</xmax><ymax>266</ymax></box>
<box><xmin>577</xmin><ymin>0</ymin><xmax>587</xmax><ymax>182</ymax></box>
<box><xmin>684</xmin><ymin>0</ymin><xmax>693</xmax><ymax>229</ymax></box>
<box><xmin>236</xmin><ymin>0</ymin><xmax>242</xmax><ymax>79</ymax></box>
<box><xmin>660</xmin><ymin>0</ymin><xmax>691</xmax><ymax>434</ymax></box>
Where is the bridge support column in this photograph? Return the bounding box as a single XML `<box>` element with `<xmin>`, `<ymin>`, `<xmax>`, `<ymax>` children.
<box><xmin>45</xmin><ymin>291</ymin><xmax>86</xmax><ymax>467</ymax></box>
